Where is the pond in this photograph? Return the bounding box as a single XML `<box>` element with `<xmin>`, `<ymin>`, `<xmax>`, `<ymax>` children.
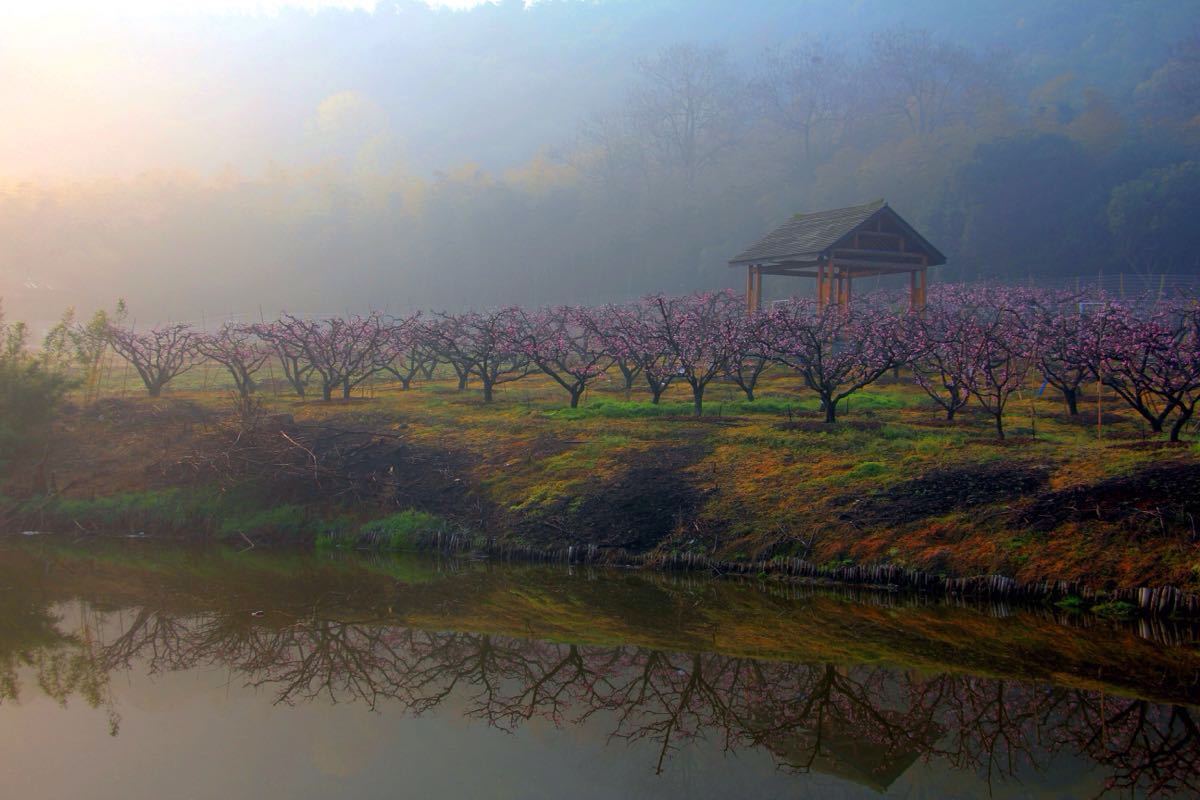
<box><xmin>0</xmin><ymin>536</ymin><xmax>1197</xmax><ymax>799</ymax></box>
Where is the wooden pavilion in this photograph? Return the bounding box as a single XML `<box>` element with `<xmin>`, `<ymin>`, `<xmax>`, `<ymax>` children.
<box><xmin>729</xmin><ymin>200</ymin><xmax>946</xmax><ymax>312</ymax></box>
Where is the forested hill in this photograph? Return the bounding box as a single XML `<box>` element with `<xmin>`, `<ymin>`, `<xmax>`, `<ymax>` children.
<box><xmin>1</xmin><ymin>0</ymin><xmax>1197</xmax><ymax>322</ymax></box>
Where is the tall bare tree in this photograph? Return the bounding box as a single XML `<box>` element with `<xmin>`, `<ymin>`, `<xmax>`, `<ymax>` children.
<box><xmin>870</xmin><ymin>28</ymin><xmax>1004</xmax><ymax>136</ymax></box>
<box><xmin>754</xmin><ymin>41</ymin><xmax>853</xmax><ymax>162</ymax></box>
<box><xmin>630</xmin><ymin>43</ymin><xmax>744</xmax><ymax>186</ymax></box>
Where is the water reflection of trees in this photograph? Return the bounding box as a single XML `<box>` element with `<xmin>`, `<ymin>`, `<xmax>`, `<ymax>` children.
<box><xmin>3</xmin><ymin>603</ymin><xmax>1193</xmax><ymax>796</ymax></box>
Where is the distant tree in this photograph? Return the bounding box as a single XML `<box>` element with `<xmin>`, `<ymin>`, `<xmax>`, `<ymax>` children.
<box><xmin>1107</xmin><ymin>161</ymin><xmax>1200</xmax><ymax>276</ymax></box>
<box><xmin>945</xmin><ymin>133</ymin><xmax>1105</xmax><ymax>276</ymax></box>
<box><xmin>424</xmin><ymin>314</ymin><xmax>476</xmax><ymax>391</ymax></box>
<box><xmin>515</xmin><ymin>307</ymin><xmax>611</xmax><ymax>408</ymax></box>
<box><xmin>963</xmin><ymin>291</ymin><xmax>1038</xmax><ymax>440</ymax></box>
<box><xmin>592</xmin><ymin>303</ymin><xmax>674</xmax><ymax>404</ymax></box>
<box><xmin>1137</xmin><ymin>30</ymin><xmax>1200</xmax><ymax>125</ymax></box>
<box><xmin>194</xmin><ymin>324</ymin><xmax>271</xmax><ymax>403</ymax></box>
<box><xmin>1093</xmin><ymin>300</ymin><xmax>1200</xmax><ymax>441</ymax></box>
<box><xmin>377</xmin><ymin>313</ymin><xmax>434</xmax><ymax>391</ymax></box>
<box><xmin>869</xmin><ymin>28</ymin><xmax>1003</xmax><ymax>136</ymax></box>
<box><xmin>264</xmin><ymin>314</ymin><xmax>387</xmax><ymax>401</ymax></box>
<box><xmin>906</xmin><ymin>289</ymin><xmax>976</xmax><ymax>420</ymax></box>
<box><xmin>762</xmin><ymin>297</ymin><xmax>907</xmax><ymax>424</ymax></box>
<box><xmin>631</xmin><ymin>43</ymin><xmax>744</xmax><ymax>185</ymax></box>
<box><xmin>721</xmin><ymin>309</ymin><xmax>770</xmax><ymax>402</ymax></box>
<box><xmin>646</xmin><ymin>291</ymin><xmax>741</xmax><ymax>416</ymax></box>
<box><xmin>575</xmin><ymin>110</ymin><xmax>648</xmax><ymax>196</ymax></box>
<box><xmin>429</xmin><ymin>309</ymin><xmax>530</xmax><ymax>403</ymax></box>
<box><xmin>1031</xmin><ymin>293</ymin><xmax>1093</xmax><ymax>416</ymax></box>
<box><xmin>106</xmin><ymin>322</ymin><xmax>198</xmax><ymax>398</ymax></box>
<box><xmin>253</xmin><ymin>322</ymin><xmax>315</xmax><ymax>398</ymax></box>
<box><xmin>754</xmin><ymin>40</ymin><xmax>853</xmax><ymax>162</ymax></box>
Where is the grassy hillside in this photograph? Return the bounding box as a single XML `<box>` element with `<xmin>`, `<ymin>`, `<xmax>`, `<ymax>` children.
<box><xmin>3</xmin><ymin>364</ymin><xmax>1199</xmax><ymax>596</ymax></box>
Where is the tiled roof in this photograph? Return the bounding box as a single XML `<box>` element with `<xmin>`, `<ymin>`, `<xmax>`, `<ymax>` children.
<box><xmin>730</xmin><ymin>200</ymin><xmax>888</xmax><ymax>264</ymax></box>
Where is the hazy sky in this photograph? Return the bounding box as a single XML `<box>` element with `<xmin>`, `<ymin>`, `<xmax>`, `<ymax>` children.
<box><xmin>0</xmin><ymin>0</ymin><xmax>550</xmax><ymax>177</ymax></box>
<box><xmin>1</xmin><ymin>0</ymin><xmax>1193</xmax><ymax>324</ymax></box>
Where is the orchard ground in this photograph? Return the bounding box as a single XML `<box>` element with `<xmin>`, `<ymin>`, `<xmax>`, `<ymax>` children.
<box><xmin>4</xmin><ymin>361</ymin><xmax>1200</xmax><ymax>601</ymax></box>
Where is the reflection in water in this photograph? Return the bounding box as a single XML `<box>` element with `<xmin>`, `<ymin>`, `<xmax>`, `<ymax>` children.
<box><xmin>0</xmin><ymin>542</ymin><xmax>1198</xmax><ymax>797</ymax></box>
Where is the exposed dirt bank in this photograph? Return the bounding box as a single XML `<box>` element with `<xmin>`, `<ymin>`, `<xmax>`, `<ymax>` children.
<box><xmin>3</xmin><ymin>381</ymin><xmax>1199</xmax><ymax>616</ymax></box>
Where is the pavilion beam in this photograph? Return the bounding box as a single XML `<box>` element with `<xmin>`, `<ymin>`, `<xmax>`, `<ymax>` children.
<box><xmin>758</xmin><ymin>268</ymin><xmax>819</xmax><ymax>277</ymax></box>
<box><xmin>826</xmin><ymin>258</ymin><xmax>928</xmax><ymax>272</ymax></box>
<box><xmin>831</xmin><ymin>248</ymin><xmax>925</xmax><ymax>263</ymax></box>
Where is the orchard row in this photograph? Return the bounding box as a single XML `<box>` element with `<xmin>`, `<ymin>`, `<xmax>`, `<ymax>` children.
<box><xmin>98</xmin><ymin>286</ymin><xmax>1200</xmax><ymax>440</ymax></box>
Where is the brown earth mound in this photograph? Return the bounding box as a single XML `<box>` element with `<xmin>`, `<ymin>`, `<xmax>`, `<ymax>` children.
<box><xmin>518</xmin><ymin>445</ymin><xmax>707</xmax><ymax>550</ymax></box>
<box><xmin>839</xmin><ymin>461</ymin><xmax>1051</xmax><ymax>527</ymax></box>
<box><xmin>1018</xmin><ymin>461</ymin><xmax>1200</xmax><ymax>536</ymax></box>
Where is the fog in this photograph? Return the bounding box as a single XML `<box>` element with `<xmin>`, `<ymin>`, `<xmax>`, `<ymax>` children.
<box><xmin>1</xmin><ymin>0</ymin><xmax>1197</xmax><ymax>325</ymax></box>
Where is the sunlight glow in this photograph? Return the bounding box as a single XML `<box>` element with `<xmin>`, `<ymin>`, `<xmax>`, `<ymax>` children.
<box><xmin>0</xmin><ymin>0</ymin><xmax>514</xmax><ymax>20</ymax></box>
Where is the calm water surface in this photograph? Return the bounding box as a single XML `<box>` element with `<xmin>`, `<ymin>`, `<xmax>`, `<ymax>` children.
<box><xmin>0</xmin><ymin>536</ymin><xmax>1197</xmax><ymax>799</ymax></box>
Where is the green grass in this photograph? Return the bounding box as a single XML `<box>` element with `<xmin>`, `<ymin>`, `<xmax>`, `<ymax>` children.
<box><xmin>12</xmin><ymin>489</ymin><xmax>330</xmax><ymax>541</ymax></box>
<box><xmin>33</xmin><ymin>488</ymin><xmax>216</xmax><ymax>531</ymax></box>
<box><xmin>847</xmin><ymin>461</ymin><xmax>889</xmax><ymax>479</ymax></box>
<box><xmin>218</xmin><ymin>504</ymin><xmax>312</xmax><ymax>537</ymax></box>
<box><xmin>317</xmin><ymin>509</ymin><xmax>451</xmax><ymax>551</ymax></box>
<box><xmin>543</xmin><ymin>395</ymin><xmax>812</xmax><ymax>420</ymax></box>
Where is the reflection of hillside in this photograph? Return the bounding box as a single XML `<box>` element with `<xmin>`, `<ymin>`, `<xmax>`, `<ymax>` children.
<box><xmin>0</xmin><ymin>539</ymin><xmax>1198</xmax><ymax>795</ymax></box>
<box><xmin>5</xmin><ymin>538</ymin><xmax>1199</xmax><ymax>705</ymax></box>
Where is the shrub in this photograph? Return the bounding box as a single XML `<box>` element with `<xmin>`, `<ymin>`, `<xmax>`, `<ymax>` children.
<box><xmin>0</xmin><ymin>303</ymin><xmax>76</xmax><ymax>460</ymax></box>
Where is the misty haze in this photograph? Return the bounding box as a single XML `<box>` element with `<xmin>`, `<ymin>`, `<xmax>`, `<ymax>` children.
<box><xmin>1</xmin><ymin>2</ymin><xmax>1199</xmax><ymax>799</ymax></box>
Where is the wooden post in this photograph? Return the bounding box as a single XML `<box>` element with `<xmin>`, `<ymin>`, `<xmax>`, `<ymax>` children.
<box><xmin>746</xmin><ymin>265</ymin><xmax>755</xmax><ymax>314</ymax></box>
<box><xmin>910</xmin><ymin>270</ymin><xmax>919</xmax><ymax>310</ymax></box>
<box><xmin>845</xmin><ymin>273</ymin><xmax>853</xmax><ymax>305</ymax></box>
<box><xmin>753</xmin><ymin>267</ymin><xmax>763</xmax><ymax>311</ymax></box>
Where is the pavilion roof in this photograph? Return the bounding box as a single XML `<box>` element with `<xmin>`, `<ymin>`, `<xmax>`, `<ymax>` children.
<box><xmin>729</xmin><ymin>200</ymin><xmax>946</xmax><ymax>266</ymax></box>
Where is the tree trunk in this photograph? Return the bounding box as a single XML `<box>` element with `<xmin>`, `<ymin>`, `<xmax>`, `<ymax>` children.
<box><xmin>741</xmin><ymin>384</ymin><xmax>754</xmax><ymax>402</ymax></box>
<box><xmin>569</xmin><ymin>389</ymin><xmax>582</xmax><ymax>409</ymax></box>
<box><xmin>1063</xmin><ymin>387</ymin><xmax>1078</xmax><ymax>416</ymax></box>
<box><xmin>1170</xmin><ymin>408</ymin><xmax>1193</xmax><ymax>443</ymax></box>
<box><xmin>457</xmin><ymin>373</ymin><xmax>468</xmax><ymax>391</ymax></box>
<box><xmin>322</xmin><ymin>383</ymin><xmax>333</xmax><ymax>402</ymax></box>
<box><xmin>342</xmin><ymin>379</ymin><xmax>352</xmax><ymax>400</ymax></box>
<box><xmin>692</xmin><ymin>385</ymin><xmax>704</xmax><ymax>417</ymax></box>
<box><xmin>648</xmin><ymin>375</ymin><xmax>666</xmax><ymax>404</ymax></box>
<box><xmin>147</xmin><ymin>383</ymin><xmax>163</xmax><ymax>398</ymax></box>
<box><xmin>994</xmin><ymin>413</ymin><xmax>1005</xmax><ymax>440</ymax></box>
<box><xmin>823</xmin><ymin>396</ymin><xmax>837</xmax><ymax>423</ymax></box>
<box><xmin>482</xmin><ymin>381</ymin><xmax>494</xmax><ymax>403</ymax></box>
<box><xmin>945</xmin><ymin>406</ymin><xmax>956</xmax><ymax>421</ymax></box>
<box><xmin>400</xmin><ymin>376</ymin><xmax>412</xmax><ymax>390</ymax></box>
